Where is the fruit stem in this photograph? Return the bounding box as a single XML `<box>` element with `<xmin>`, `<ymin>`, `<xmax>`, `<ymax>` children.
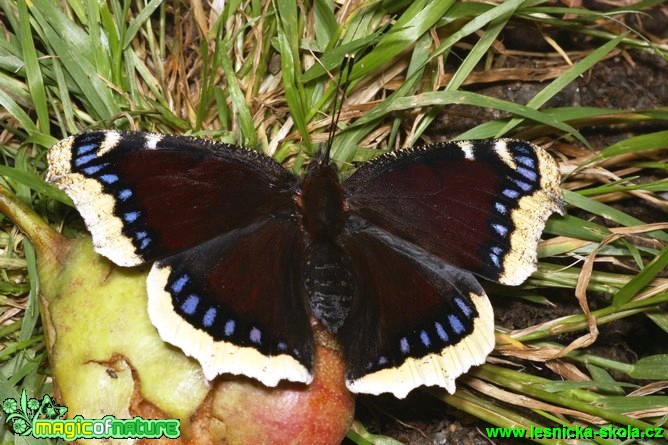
<box><xmin>0</xmin><ymin>185</ymin><xmax>70</xmax><ymax>264</ymax></box>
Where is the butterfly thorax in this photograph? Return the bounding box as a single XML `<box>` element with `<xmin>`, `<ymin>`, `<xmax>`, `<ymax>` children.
<box><xmin>299</xmin><ymin>161</ymin><xmax>346</xmax><ymax>240</ymax></box>
<box><xmin>300</xmin><ymin>160</ymin><xmax>353</xmax><ymax>333</ymax></box>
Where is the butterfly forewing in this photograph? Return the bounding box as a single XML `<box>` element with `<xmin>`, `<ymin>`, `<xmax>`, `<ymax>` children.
<box><xmin>47</xmin><ymin>131</ymin><xmax>299</xmax><ymax>266</ymax></box>
<box><xmin>343</xmin><ymin>139</ymin><xmax>564</xmax><ymax>286</ymax></box>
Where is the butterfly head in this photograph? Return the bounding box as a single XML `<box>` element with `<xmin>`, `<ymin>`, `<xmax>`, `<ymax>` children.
<box><xmin>310</xmin><ymin>142</ymin><xmax>338</xmax><ymax>169</ymax></box>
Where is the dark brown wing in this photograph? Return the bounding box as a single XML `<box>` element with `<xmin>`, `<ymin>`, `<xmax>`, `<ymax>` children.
<box><xmin>338</xmin><ymin>222</ymin><xmax>494</xmax><ymax>398</ymax></box>
<box><xmin>47</xmin><ymin>131</ymin><xmax>299</xmax><ymax>266</ymax></box>
<box><xmin>148</xmin><ymin>219</ymin><xmax>314</xmax><ymax>386</ymax></box>
<box><xmin>343</xmin><ymin>139</ymin><xmax>564</xmax><ymax>286</ymax></box>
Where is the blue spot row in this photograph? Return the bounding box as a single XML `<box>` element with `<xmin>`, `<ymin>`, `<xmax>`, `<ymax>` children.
<box><xmin>516</xmin><ymin>166</ymin><xmax>537</xmax><ymax>181</ymax></box>
<box><xmin>435</xmin><ymin>321</ymin><xmax>449</xmax><ymax>342</ymax></box>
<box><xmin>400</xmin><ymin>337</ymin><xmax>410</xmax><ymax>354</ymax></box>
<box><xmin>72</xmin><ymin>135</ymin><xmax>152</xmax><ymax>256</ymax></box>
<box><xmin>75</xmin><ymin>154</ymin><xmax>98</xmax><ymax>167</ymax></box>
<box><xmin>203</xmin><ymin>307</ymin><xmax>217</xmax><ymax>328</ymax></box>
<box><xmin>516</xmin><ymin>155</ymin><xmax>535</xmax><ymax>168</ymax></box>
<box><xmin>99</xmin><ymin>174</ymin><xmax>119</xmax><ymax>185</ymax></box>
<box><xmin>489</xmin><ymin>251</ymin><xmax>501</xmax><ymax>267</ymax></box>
<box><xmin>169</xmin><ymin>274</ymin><xmax>214</xmax><ymax>332</ymax></box>
<box><xmin>124</xmin><ymin>211</ymin><xmax>140</xmax><ymax>223</ymax></box>
<box><xmin>513</xmin><ymin>144</ymin><xmax>532</xmax><ymax>156</ymax></box>
<box><xmin>396</xmin><ymin>303</ymin><xmax>479</xmax><ymax>359</ymax></box>
<box><xmin>365</xmin><ymin>354</ymin><xmax>392</xmax><ymax>371</ymax></box>
<box><xmin>224</xmin><ymin>320</ymin><xmax>235</xmax><ymax>337</ymax></box>
<box><xmin>502</xmin><ymin>188</ymin><xmax>520</xmax><ymax>199</ymax></box>
<box><xmin>181</xmin><ymin>295</ymin><xmax>199</xmax><ymax>315</ymax></box>
<box><xmin>82</xmin><ymin>165</ymin><xmax>104</xmax><ymax>175</ymax></box>
<box><xmin>76</xmin><ymin>143</ymin><xmax>98</xmax><ymax>156</ymax></box>
<box><xmin>420</xmin><ymin>330</ymin><xmax>431</xmax><ymax>347</ymax></box>
<box><xmin>487</xmin><ymin>144</ymin><xmax>542</xmax><ymax>273</ymax></box>
<box><xmin>489</xmin><ymin>246</ymin><xmax>503</xmax><ymax>268</ymax></box>
<box><xmin>250</xmin><ymin>327</ymin><xmax>262</xmax><ymax>344</ymax></box>
<box><xmin>119</xmin><ymin>189</ymin><xmax>133</xmax><ymax>201</ymax></box>
<box><xmin>492</xmin><ymin>223</ymin><xmax>508</xmax><ymax>237</ymax></box>
<box><xmin>455</xmin><ymin>297</ymin><xmax>473</xmax><ymax>317</ymax></box>
<box><xmin>171</xmin><ymin>274</ymin><xmax>190</xmax><ymax>294</ymax></box>
<box><xmin>512</xmin><ymin>178</ymin><xmax>533</xmax><ymax>192</ymax></box>
<box><xmin>448</xmin><ymin>314</ymin><xmax>465</xmax><ymax>335</ymax></box>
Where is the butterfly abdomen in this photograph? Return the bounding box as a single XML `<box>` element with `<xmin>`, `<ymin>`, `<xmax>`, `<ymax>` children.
<box><xmin>304</xmin><ymin>240</ymin><xmax>353</xmax><ymax>333</ymax></box>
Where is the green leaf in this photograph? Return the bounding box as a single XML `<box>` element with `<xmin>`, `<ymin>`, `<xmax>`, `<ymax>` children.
<box><xmin>17</xmin><ymin>0</ymin><xmax>49</xmax><ymax>134</ymax></box>
<box><xmin>275</xmin><ymin>0</ymin><xmax>310</xmax><ymax>147</ymax></box>
<box><xmin>563</xmin><ymin>190</ymin><xmax>668</xmax><ymax>241</ymax></box>
<box><xmin>412</xmin><ymin>3</ymin><xmax>518</xmax><ymax>143</ymax></box>
<box><xmin>352</xmin><ymin>0</ymin><xmax>455</xmax><ymax>80</ymax></box>
<box><xmin>495</xmin><ymin>33</ymin><xmax>626</xmax><ymax>137</ymax></box>
<box><xmin>0</xmin><ymin>88</ymin><xmax>38</xmax><ymax>135</ymax></box>
<box><xmin>122</xmin><ymin>0</ymin><xmax>163</xmax><ymax>49</ymax></box>
<box><xmin>0</xmin><ymin>165</ymin><xmax>72</xmax><ymax>205</ymax></box>
<box><xmin>353</xmin><ymin>90</ymin><xmax>587</xmax><ymax>144</ymax></box>
<box><xmin>595</xmin><ymin>395</ymin><xmax>668</xmax><ymax>413</ymax></box>
<box><xmin>613</xmin><ymin>245</ymin><xmax>668</xmax><ymax>306</ymax></box>
<box><xmin>646</xmin><ymin>310</ymin><xmax>668</xmax><ymax>334</ymax></box>
<box><xmin>218</xmin><ymin>43</ymin><xmax>258</xmax><ymax>147</ymax></box>
<box><xmin>313</xmin><ymin>0</ymin><xmax>338</xmax><ymax>50</ymax></box>
<box><xmin>583</xmin><ymin>129</ymin><xmax>668</xmax><ymax>169</ymax></box>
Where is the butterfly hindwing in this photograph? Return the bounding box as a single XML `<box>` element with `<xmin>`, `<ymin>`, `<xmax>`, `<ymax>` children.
<box><xmin>147</xmin><ymin>219</ymin><xmax>314</xmax><ymax>386</ymax></box>
<box><xmin>338</xmin><ymin>221</ymin><xmax>494</xmax><ymax>398</ymax></box>
<box><xmin>47</xmin><ymin>131</ymin><xmax>299</xmax><ymax>266</ymax></box>
<box><xmin>343</xmin><ymin>139</ymin><xmax>564</xmax><ymax>286</ymax></box>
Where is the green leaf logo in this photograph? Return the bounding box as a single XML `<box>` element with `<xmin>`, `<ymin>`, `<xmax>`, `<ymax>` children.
<box><xmin>2</xmin><ymin>390</ymin><xmax>68</xmax><ymax>436</ymax></box>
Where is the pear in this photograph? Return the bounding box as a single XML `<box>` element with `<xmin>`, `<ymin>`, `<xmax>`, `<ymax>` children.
<box><xmin>0</xmin><ymin>185</ymin><xmax>354</xmax><ymax>444</ymax></box>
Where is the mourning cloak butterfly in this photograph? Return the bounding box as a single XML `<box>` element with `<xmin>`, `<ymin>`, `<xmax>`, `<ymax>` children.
<box><xmin>47</xmin><ymin>131</ymin><xmax>564</xmax><ymax>398</ymax></box>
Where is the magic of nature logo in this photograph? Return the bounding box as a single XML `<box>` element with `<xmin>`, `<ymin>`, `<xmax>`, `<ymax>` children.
<box><xmin>3</xmin><ymin>389</ymin><xmax>180</xmax><ymax>440</ymax></box>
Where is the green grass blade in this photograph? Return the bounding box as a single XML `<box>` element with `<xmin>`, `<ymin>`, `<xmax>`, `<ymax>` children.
<box><xmin>0</xmin><ymin>88</ymin><xmax>38</xmax><ymax>135</ymax></box>
<box><xmin>585</xmin><ymin>129</ymin><xmax>668</xmax><ymax>168</ymax></box>
<box><xmin>627</xmin><ymin>354</ymin><xmax>668</xmax><ymax>380</ymax></box>
<box><xmin>352</xmin><ymin>0</ymin><xmax>455</xmax><ymax>80</ymax></box>
<box><xmin>612</xmin><ymin>245</ymin><xmax>668</xmax><ymax>307</ymax></box>
<box><xmin>275</xmin><ymin>0</ymin><xmax>310</xmax><ymax>147</ymax></box>
<box><xmin>354</xmin><ymin>90</ymin><xmax>587</xmax><ymax>144</ymax></box>
<box><xmin>122</xmin><ymin>0</ymin><xmax>163</xmax><ymax>49</ymax></box>
<box><xmin>411</xmin><ymin>5</ymin><xmax>517</xmax><ymax>143</ymax></box>
<box><xmin>495</xmin><ymin>34</ymin><xmax>626</xmax><ymax>137</ymax></box>
<box><xmin>0</xmin><ymin>165</ymin><xmax>72</xmax><ymax>205</ymax></box>
<box><xmin>218</xmin><ymin>37</ymin><xmax>258</xmax><ymax>147</ymax></box>
<box><xmin>563</xmin><ymin>190</ymin><xmax>668</xmax><ymax>241</ymax></box>
<box><xmin>17</xmin><ymin>0</ymin><xmax>49</xmax><ymax>134</ymax></box>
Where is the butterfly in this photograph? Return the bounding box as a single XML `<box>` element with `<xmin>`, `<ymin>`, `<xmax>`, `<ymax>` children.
<box><xmin>47</xmin><ymin>130</ymin><xmax>564</xmax><ymax>398</ymax></box>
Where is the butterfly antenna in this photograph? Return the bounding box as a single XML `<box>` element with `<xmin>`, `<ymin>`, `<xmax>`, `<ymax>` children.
<box><xmin>324</xmin><ymin>54</ymin><xmax>355</xmax><ymax>164</ymax></box>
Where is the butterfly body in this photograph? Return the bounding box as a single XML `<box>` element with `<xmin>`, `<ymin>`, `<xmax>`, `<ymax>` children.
<box><xmin>47</xmin><ymin>131</ymin><xmax>564</xmax><ymax>398</ymax></box>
